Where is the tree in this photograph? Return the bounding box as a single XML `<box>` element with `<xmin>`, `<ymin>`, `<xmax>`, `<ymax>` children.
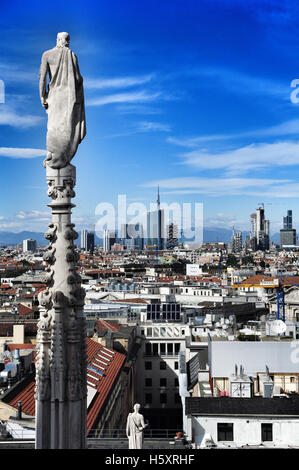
<box><xmin>226</xmin><ymin>254</ymin><xmax>238</xmax><ymax>267</ymax></box>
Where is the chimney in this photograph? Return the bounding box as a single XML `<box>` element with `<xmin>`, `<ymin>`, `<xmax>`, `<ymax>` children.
<box><xmin>17</xmin><ymin>400</ymin><xmax>22</xmax><ymax>420</ymax></box>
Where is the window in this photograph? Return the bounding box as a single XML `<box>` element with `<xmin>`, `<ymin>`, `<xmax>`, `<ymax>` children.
<box><xmin>174</xmin><ymin>361</ymin><xmax>178</xmax><ymax>370</ymax></box>
<box><xmin>261</xmin><ymin>423</ymin><xmax>273</xmax><ymax>442</ymax></box>
<box><xmin>153</xmin><ymin>343</ymin><xmax>159</xmax><ymax>356</ymax></box>
<box><xmin>175</xmin><ymin>343</ymin><xmax>180</xmax><ymax>354</ymax></box>
<box><xmin>290</xmin><ymin>377</ymin><xmax>295</xmax><ymax>383</ymax></box>
<box><xmin>160</xmin><ymin>378</ymin><xmax>167</xmax><ymax>387</ymax></box>
<box><xmin>167</xmin><ymin>343</ymin><xmax>173</xmax><ymax>355</ymax></box>
<box><xmin>145</xmin><ymin>361</ymin><xmax>152</xmax><ymax>370</ymax></box>
<box><xmin>160</xmin><ymin>343</ymin><xmax>166</xmax><ymax>356</ymax></box>
<box><xmin>145</xmin><ymin>378</ymin><xmax>152</xmax><ymax>387</ymax></box>
<box><xmin>217</xmin><ymin>423</ymin><xmax>233</xmax><ymax>441</ymax></box>
<box><xmin>145</xmin><ymin>343</ymin><xmax>152</xmax><ymax>356</ymax></box>
<box><xmin>160</xmin><ymin>393</ymin><xmax>167</xmax><ymax>404</ymax></box>
<box><xmin>145</xmin><ymin>393</ymin><xmax>152</xmax><ymax>404</ymax></box>
<box><xmin>160</xmin><ymin>361</ymin><xmax>167</xmax><ymax>370</ymax></box>
<box><xmin>174</xmin><ymin>378</ymin><xmax>179</xmax><ymax>387</ymax></box>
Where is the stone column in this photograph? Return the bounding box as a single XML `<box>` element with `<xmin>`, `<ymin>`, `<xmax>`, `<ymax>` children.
<box><xmin>35</xmin><ymin>164</ymin><xmax>87</xmax><ymax>449</ymax></box>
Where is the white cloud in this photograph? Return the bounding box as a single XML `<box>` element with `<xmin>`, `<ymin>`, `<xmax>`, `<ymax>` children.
<box><xmin>137</xmin><ymin>121</ymin><xmax>171</xmax><ymax>132</ymax></box>
<box><xmin>167</xmin><ymin>119</ymin><xmax>299</xmax><ymax>148</ymax></box>
<box><xmin>0</xmin><ymin>147</ymin><xmax>46</xmax><ymax>159</ymax></box>
<box><xmin>195</xmin><ymin>66</ymin><xmax>288</xmax><ymax>100</ymax></box>
<box><xmin>0</xmin><ymin>107</ymin><xmax>44</xmax><ymax>128</ymax></box>
<box><xmin>142</xmin><ymin>176</ymin><xmax>299</xmax><ymax>198</ymax></box>
<box><xmin>85</xmin><ymin>74</ymin><xmax>154</xmax><ymax>89</ymax></box>
<box><xmin>0</xmin><ymin>62</ymin><xmax>36</xmax><ymax>83</ymax></box>
<box><xmin>15</xmin><ymin>210</ymin><xmax>50</xmax><ymax>220</ymax></box>
<box><xmin>86</xmin><ymin>90</ymin><xmax>161</xmax><ymax>107</ymax></box>
<box><xmin>180</xmin><ymin>141</ymin><xmax>299</xmax><ymax>175</ymax></box>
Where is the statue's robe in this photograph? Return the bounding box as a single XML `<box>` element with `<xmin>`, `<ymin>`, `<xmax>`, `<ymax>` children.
<box><xmin>126</xmin><ymin>413</ymin><xmax>144</xmax><ymax>449</ymax></box>
<box><xmin>39</xmin><ymin>46</ymin><xmax>86</xmax><ymax>168</ymax></box>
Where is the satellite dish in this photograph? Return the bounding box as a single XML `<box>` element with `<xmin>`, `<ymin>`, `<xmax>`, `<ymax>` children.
<box><xmin>269</xmin><ymin>320</ymin><xmax>286</xmax><ymax>335</ymax></box>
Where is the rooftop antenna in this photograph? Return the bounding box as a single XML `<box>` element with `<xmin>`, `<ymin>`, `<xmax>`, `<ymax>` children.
<box><xmin>157</xmin><ymin>185</ymin><xmax>160</xmax><ymax>209</ymax></box>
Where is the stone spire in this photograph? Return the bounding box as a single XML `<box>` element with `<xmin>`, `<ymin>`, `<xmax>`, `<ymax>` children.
<box><xmin>36</xmin><ymin>33</ymin><xmax>87</xmax><ymax>449</ymax></box>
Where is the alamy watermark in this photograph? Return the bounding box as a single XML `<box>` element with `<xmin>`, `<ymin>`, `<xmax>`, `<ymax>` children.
<box><xmin>290</xmin><ymin>79</ymin><xmax>299</xmax><ymax>103</ymax></box>
<box><xmin>95</xmin><ymin>194</ymin><xmax>203</xmax><ymax>246</ymax></box>
<box><xmin>0</xmin><ymin>80</ymin><xmax>4</xmax><ymax>104</ymax></box>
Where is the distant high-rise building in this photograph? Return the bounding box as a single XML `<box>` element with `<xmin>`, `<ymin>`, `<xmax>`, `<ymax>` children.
<box><xmin>103</xmin><ymin>230</ymin><xmax>116</xmax><ymax>252</ymax></box>
<box><xmin>231</xmin><ymin>229</ymin><xmax>242</xmax><ymax>253</ymax></box>
<box><xmin>280</xmin><ymin>210</ymin><xmax>296</xmax><ymax>247</ymax></box>
<box><xmin>283</xmin><ymin>210</ymin><xmax>293</xmax><ymax>230</ymax></box>
<box><xmin>250</xmin><ymin>205</ymin><xmax>269</xmax><ymax>251</ymax></box>
<box><xmin>120</xmin><ymin>223</ymin><xmax>144</xmax><ymax>250</ymax></box>
<box><xmin>81</xmin><ymin>229</ymin><xmax>95</xmax><ymax>252</ymax></box>
<box><xmin>23</xmin><ymin>239</ymin><xmax>37</xmax><ymax>253</ymax></box>
<box><xmin>146</xmin><ymin>187</ymin><xmax>165</xmax><ymax>250</ymax></box>
<box><xmin>166</xmin><ymin>223</ymin><xmax>178</xmax><ymax>249</ymax></box>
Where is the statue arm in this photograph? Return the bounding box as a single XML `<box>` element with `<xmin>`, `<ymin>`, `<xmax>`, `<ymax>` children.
<box><xmin>140</xmin><ymin>414</ymin><xmax>147</xmax><ymax>430</ymax></box>
<box><xmin>72</xmin><ymin>52</ymin><xmax>83</xmax><ymax>84</ymax></box>
<box><xmin>39</xmin><ymin>52</ymin><xmax>49</xmax><ymax>109</ymax></box>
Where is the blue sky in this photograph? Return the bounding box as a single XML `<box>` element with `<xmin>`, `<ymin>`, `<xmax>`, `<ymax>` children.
<box><xmin>1</xmin><ymin>0</ymin><xmax>299</xmax><ymax>235</ymax></box>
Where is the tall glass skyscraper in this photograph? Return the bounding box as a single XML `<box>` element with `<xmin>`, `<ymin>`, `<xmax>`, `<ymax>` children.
<box><xmin>146</xmin><ymin>187</ymin><xmax>165</xmax><ymax>250</ymax></box>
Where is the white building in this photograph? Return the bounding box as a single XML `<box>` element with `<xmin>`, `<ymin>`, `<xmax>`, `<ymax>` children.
<box><xmin>185</xmin><ymin>395</ymin><xmax>299</xmax><ymax>448</ymax></box>
<box><xmin>22</xmin><ymin>239</ymin><xmax>36</xmax><ymax>253</ymax></box>
<box><xmin>136</xmin><ymin>304</ymin><xmax>188</xmax><ymax>430</ymax></box>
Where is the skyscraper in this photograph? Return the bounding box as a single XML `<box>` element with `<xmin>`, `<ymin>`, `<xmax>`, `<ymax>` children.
<box><xmin>166</xmin><ymin>222</ymin><xmax>179</xmax><ymax>249</ymax></box>
<box><xmin>103</xmin><ymin>230</ymin><xmax>116</xmax><ymax>252</ymax></box>
<box><xmin>81</xmin><ymin>229</ymin><xmax>95</xmax><ymax>252</ymax></box>
<box><xmin>250</xmin><ymin>206</ymin><xmax>269</xmax><ymax>251</ymax></box>
<box><xmin>231</xmin><ymin>229</ymin><xmax>242</xmax><ymax>253</ymax></box>
<box><xmin>120</xmin><ymin>223</ymin><xmax>144</xmax><ymax>250</ymax></box>
<box><xmin>146</xmin><ymin>187</ymin><xmax>165</xmax><ymax>250</ymax></box>
<box><xmin>280</xmin><ymin>210</ymin><xmax>296</xmax><ymax>247</ymax></box>
<box><xmin>23</xmin><ymin>239</ymin><xmax>37</xmax><ymax>252</ymax></box>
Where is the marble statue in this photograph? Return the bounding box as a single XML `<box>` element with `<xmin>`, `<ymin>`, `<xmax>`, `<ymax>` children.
<box><xmin>126</xmin><ymin>403</ymin><xmax>148</xmax><ymax>449</ymax></box>
<box><xmin>39</xmin><ymin>32</ymin><xmax>86</xmax><ymax>169</ymax></box>
<box><xmin>36</xmin><ymin>33</ymin><xmax>87</xmax><ymax>449</ymax></box>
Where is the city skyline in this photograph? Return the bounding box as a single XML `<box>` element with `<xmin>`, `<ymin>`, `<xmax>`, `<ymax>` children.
<box><xmin>2</xmin><ymin>1</ymin><xmax>299</xmax><ymax>234</ymax></box>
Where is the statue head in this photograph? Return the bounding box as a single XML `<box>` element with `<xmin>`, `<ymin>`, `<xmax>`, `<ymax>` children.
<box><xmin>57</xmin><ymin>32</ymin><xmax>70</xmax><ymax>48</ymax></box>
<box><xmin>133</xmin><ymin>403</ymin><xmax>140</xmax><ymax>413</ymax></box>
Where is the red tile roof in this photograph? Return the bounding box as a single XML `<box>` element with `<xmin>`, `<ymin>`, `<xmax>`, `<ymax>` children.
<box><xmin>3</xmin><ymin>338</ymin><xmax>126</xmax><ymax>434</ymax></box>
<box><xmin>7</xmin><ymin>344</ymin><xmax>35</xmax><ymax>351</ymax></box>
<box><xmin>111</xmin><ymin>298</ymin><xmax>148</xmax><ymax>304</ymax></box>
<box><xmin>4</xmin><ymin>375</ymin><xmax>36</xmax><ymax>416</ymax></box>
<box><xmin>97</xmin><ymin>319</ymin><xmax>121</xmax><ymax>332</ymax></box>
<box><xmin>86</xmin><ymin>338</ymin><xmax>126</xmax><ymax>433</ymax></box>
<box><xmin>19</xmin><ymin>304</ymin><xmax>34</xmax><ymax>317</ymax></box>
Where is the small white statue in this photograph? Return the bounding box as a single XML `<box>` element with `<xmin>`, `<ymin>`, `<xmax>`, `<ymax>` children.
<box><xmin>126</xmin><ymin>403</ymin><xmax>148</xmax><ymax>449</ymax></box>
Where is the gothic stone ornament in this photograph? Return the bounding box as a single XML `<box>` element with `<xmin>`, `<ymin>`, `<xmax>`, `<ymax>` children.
<box><xmin>36</xmin><ymin>33</ymin><xmax>87</xmax><ymax>450</ymax></box>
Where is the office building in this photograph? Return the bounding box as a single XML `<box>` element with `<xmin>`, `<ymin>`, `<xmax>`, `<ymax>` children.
<box><xmin>81</xmin><ymin>229</ymin><xmax>95</xmax><ymax>252</ymax></box>
<box><xmin>250</xmin><ymin>206</ymin><xmax>270</xmax><ymax>251</ymax></box>
<box><xmin>166</xmin><ymin>223</ymin><xmax>179</xmax><ymax>249</ymax></box>
<box><xmin>103</xmin><ymin>230</ymin><xmax>116</xmax><ymax>252</ymax></box>
<box><xmin>120</xmin><ymin>223</ymin><xmax>144</xmax><ymax>250</ymax></box>
<box><xmin>146</xmin><ymin>187</ymin><xmax>165</xmax><ymax>250</ymax></box>
<box><xmin>280</xmin><ymin>210</ymin><xmax>296</xmax><ymax>247</ymax></box>
<box><xmin>231</xmin><ymin>229</ymin><xmax>242</xmax><ymax>253</ymax></box>
<box><xmin>23</xmin><ymin>239</ymin><xmax>37</xmax><ymax>253</ymax></box>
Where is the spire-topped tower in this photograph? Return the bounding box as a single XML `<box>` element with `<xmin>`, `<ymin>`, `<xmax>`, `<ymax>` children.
<box><xmin>157</xmin><ymin>185</ymin><xmax>160</xmax><ymax>208</ymax></box>
<box><xmin>36</xmin><ymin>33</ymin><xmax>87</xmax><ymax>449</ymax></box>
